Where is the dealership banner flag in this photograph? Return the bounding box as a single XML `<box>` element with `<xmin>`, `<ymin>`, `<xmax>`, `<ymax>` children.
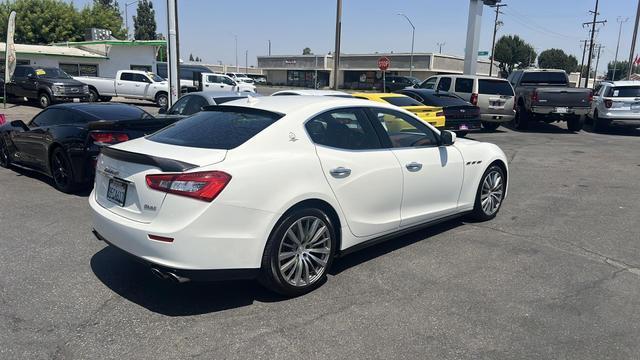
<box><xmin>4</xmin><ymin>11</ymin><xmax>16</xmax><ymax>107</ymax></box>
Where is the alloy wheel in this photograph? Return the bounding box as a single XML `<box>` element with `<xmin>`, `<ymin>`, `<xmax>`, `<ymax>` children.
<box><xmin>52</xmin><ymin>151</ymin><xmax>70</xmax><ymax>189</ymax></box>
<box><xmin>277</xmin><ymin>216</ymin><xmax>332</xmax><ymax>288</ymax></box>
<box><xmin>480</xmin><ymin>170</ymin><xmax>504</xmax><ymax>216</ymax></box>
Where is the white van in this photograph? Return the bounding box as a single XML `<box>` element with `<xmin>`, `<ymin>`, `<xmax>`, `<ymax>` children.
<box><xmin>417</xmin><ymin>75</ymin><xmax>516</xmax><ymax>131</ymax></box>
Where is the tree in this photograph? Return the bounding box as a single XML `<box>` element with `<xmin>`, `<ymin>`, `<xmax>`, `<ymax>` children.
<box><xmin>538</xmin><ymin>48</ymin><xmax>578</xmax><ymax>73</ymax></box>
<box><xmin>493</xmin><ymin>35</ymin><xmax>537</xmax><ymax>76</ymax></box>
<box><xmin>189</xmin><ymin>53</ymin><xmax>194</xmax><ymax>61</ymax></box>
<box><xmin>607</xmin><ymin>61</ymin><xmax>630</xmax><ymax>81</ymax></box>
<box><xmin>133</xmin><ymin>0</ymin><xmax>156</xmax><ymax>40</ymax></box>
<box><xmin>80</xmin><ymin>1</ymin><xmax>127</xmax><ymax>39</ymax></box>
<box><xmin>302</xmin><ymin>47</ymin><xmax>312</xmax><ymax>55</ymax></box>
<box><xmin>195</xmin><ymin>56</ymin><xmax>201</xmax><ymax>62</ymax></box>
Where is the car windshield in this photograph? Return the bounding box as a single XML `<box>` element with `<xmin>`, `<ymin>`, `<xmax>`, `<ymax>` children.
<box><xmin>520</xmin><ymin>72</ymin><xmax>567</xmax><ymax>85</ymax></box>
<box><xmin>478</xmin><ymin>80</ymin><xmax>514</xmax><ymax>96</ymax></box>
<box><xmin>147</xmin><ymin>107</ymin><xmax>283</xmax><ymax>149</ymax></box>
<box><xmin>147</xmin><ymin>73</ymin><xmax>165</xmax><ymax>82</ymax></box>
<box><xmin>382</xmin><ymin>96</ymin><xmax>423</xmax><ymax>107</ymax></box>
<box><xmin>406</xmin><ymin>77</ymin><xmax>421</xmax><ymax>84</ymax></box>
<box><xmin>36</xmin><ymin>68</ymin><xmax>72</xmax><ymax>79</ymax></box>
<box><xmin>607</xmin><ymin>86</ymin><xmax>640</xmax><ymax>97</ymax></box>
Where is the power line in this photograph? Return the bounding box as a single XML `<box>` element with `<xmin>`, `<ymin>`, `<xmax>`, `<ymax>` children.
<box><xmin>503</xmin><ymin>9</ymin><xmax>581</xmax><ymax>40</ymax></box>
<box><xmin>489</xmin><ymin>3</ymin><xmax>507</xmax><ymax>77</ymax></box>
<box><xmin>583</xmin><ymin>0</ymin><xmax>606</xmax><ymax>88</ymax></box>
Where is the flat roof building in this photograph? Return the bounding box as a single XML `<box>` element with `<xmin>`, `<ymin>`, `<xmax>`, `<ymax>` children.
<box><xmin>257</xmin><ymin>52</ymin><xmax>497</xmax><ymax>89</ymax></box>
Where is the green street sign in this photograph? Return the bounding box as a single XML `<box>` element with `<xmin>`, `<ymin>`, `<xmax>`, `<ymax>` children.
<box><xmin>478</xmin><ymin>51</ymin><xmax>489</xmax><ymax>56</ymax></box>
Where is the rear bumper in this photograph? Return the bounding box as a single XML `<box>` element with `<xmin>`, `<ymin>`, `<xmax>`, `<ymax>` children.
<box><xmin>531</xmin><ymin>106</ymin><xmax>590</xmax><ymax>116</ymax></box>
<box><xmin>480</xmin><ymin>113</ymin><xmax>515</xmax><ymax>123</ymax></box>
<box><xmin>597</xmin><ymin>111</ymin><xmax>640</xmax><ymax>121</ymax></box>
<box><xmin>442</xmin><ymin>118</ymin><xmax>482</xmax><ymax>131</ymax></box>
<box><xmin>89</xmin><ymin>191</ymin><xmax>275</xmax><ymax>272</ymax></box>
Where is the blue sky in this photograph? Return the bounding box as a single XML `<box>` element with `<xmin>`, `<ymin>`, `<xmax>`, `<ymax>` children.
<box><xmin>72</xmin><ymin>0</ymin><xmax>638</xmax><ymax>76</ymax></box>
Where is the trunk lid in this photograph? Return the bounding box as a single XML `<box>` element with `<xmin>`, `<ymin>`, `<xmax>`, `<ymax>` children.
<box><xmin>94</xmin><ymin>138</ymin><xmax>227</xmax><ymax>223</ymax></box>
<box><xmin>534</xmin><ymin>87</ymin><xmax>591</xmax><ymax>108</ymax></box>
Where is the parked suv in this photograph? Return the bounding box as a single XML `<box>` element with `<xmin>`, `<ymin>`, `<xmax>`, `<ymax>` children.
<box><xmin>417</xmin><ymin>75</ymin><xmax>515</xmax><ymax>131</ymax></box>
<box><xmin>4</xmin><ymin>65</ymin><xmax>89</xmax><ymax>108</ymax></box>
<box><xmin>589</xmin><ymin>80</ymin><xmax>640</xmax><ymax>132</ymax></box>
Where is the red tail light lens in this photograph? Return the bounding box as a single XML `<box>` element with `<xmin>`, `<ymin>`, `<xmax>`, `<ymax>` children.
<box><xmin>90</xmin><ymin>131</ymin><xmax>129</xmax><ymax>144</ymax></box>
<box><xmin>146</xmin><ymin>171</ymin><xmax>231</xmax><ymax>202</ymax></box>
<box><xmin>604</xmin><ymin>99</ymin><xmax>613</xmax><ymax>108</ymax></box>
<box><xmin>470</xmin><ymin>93</ymin><xmax>478</xmax><ymax>106</ymax></box>
<box><xmin>589</xmin><ymin>90</ymin><xmax>594</xmax><ymax>104</ymax></box>
<box><xmin>531</xmin><ymin>90</ymin><xmax>539</xmax><ymax>103</ymax></box>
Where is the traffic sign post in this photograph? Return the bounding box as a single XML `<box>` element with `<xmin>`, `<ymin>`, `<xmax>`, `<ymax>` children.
<box><xmin>378</xmin><ymin>57</ymin><xmax>390</xmax><ymax>92</ymax></box>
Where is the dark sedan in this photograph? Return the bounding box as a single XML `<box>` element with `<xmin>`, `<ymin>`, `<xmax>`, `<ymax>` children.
<box><xmin>0</xmin><ymin>103</ymin><xmax>179</xmax><ymax>193</ymax></box>
<box><xmin>384</xmin><ymin>76</ymin><xmax>421</xmax><ymax>92</ymax></box>
<box><xmin>156</xmin><ymin>90</ymin><xmax>252</xmax><ymax>120</ymax></box>
<box><xmin>396</xmin><ymin>88</ymin><xmax>482</xmax><ymax>136</ymax></box>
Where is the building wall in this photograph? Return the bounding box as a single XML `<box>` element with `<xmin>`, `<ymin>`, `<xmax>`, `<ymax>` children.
<box><xmin>265</xmin><ymin>70</ymin><xmax>287</xmax><ymax>85</ymax></box>
<box><xmin>96</xmin><ymin>45</ymin><xmax>158</xmax><ymax>78</ymax></box>
<box><xmin>258</xmin><ymin>55</ymin><xmax>327</xmax><ymax>70</ymax></box>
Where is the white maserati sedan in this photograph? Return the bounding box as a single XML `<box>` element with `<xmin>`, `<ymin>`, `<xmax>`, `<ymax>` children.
<box><xmin>90</xmin><ymin>96</ymin><xmax>508</xmax><ymax>296</ymax></box>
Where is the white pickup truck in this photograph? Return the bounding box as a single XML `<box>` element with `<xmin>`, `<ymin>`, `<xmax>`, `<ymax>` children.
<box><xmin>75</xmin><ymin>70</ymin><xmax>169</xmax><ymax>107</ymax></box>
<box><xmin>200</xmin><ymin>73</ymin><xmax>256</xmax><ymax>93</ymax></box>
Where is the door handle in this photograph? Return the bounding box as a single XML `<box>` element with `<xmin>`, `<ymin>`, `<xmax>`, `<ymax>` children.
<box><xmin>330</xmin><ymin>167</ymin><xmax>351</xmax><ymax>178</ymax></box>
<box><xmin>405</xmin><ymin>162</ymin><xmax>423</xmax><ymax>172</ymax></box>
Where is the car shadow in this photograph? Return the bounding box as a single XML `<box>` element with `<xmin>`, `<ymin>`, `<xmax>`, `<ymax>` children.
<box><xmin>507</xmin><ymin>121</ymin><xmax>576</xmax><ymax>134</ymax></box>
<box><xmin>6</xmin><ymin>165</ymin><xmax>92</xmax><ymax>196</ymax></box>
<box><xmin>91</xmin><ymin>218</ymin><xmax>466</xmax><ymax>316</ymax></box>
<box><xmin>583</xmin><ymin>121</ymin><xmax>640</xmax><ymax>137</ymax></box>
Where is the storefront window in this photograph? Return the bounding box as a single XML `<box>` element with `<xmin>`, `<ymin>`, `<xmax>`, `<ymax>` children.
<box><xmin>59</xmin><ymin>63</ymin><xmax>98</xmax><ymax>77</ymax></box>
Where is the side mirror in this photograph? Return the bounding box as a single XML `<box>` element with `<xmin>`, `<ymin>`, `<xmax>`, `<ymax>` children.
<box><xmin>158</xmin><ymin>107</ymin><xmax>167</xmax><ymax>114</ymax></box>
<box><xmin>10</xmin><ymin>120</ymin><xmax>29</xmax><ymax>131</ymax></box>
<box><xmin>440</xmin><ymin>130</ymin><xmax>456</xmax><ymax>146</ymax></box>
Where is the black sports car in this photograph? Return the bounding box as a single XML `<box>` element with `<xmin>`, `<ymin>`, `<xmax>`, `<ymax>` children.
<box><xmin>396</xmin><ymin>88</ymin><xmax>482</xmax><ymax>135</ymax></box>
<box><xmin>0</xmin><ymin>103</ymin><xmax>178</xmax><ymax>193</ymax></box>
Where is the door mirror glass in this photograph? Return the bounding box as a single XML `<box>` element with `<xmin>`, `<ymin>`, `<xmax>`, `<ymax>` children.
<box><xmin>440</xmin><ymin>130</ymin><xmax>456</xmax><ymax>146</ymax></box>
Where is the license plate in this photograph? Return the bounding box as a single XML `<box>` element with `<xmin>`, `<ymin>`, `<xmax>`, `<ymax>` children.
<box><xmin>459</xmin><ymin>124</ymin><xmax>469</xmax><ymax>130</ymax></box>
<box><xmin>107</xmin><ymin>178</ymin><xmax>128</xmax><ymax>207</ymax></box>
<box><xmin>555</xmin><ymin>107</ymin><xmax>568</xmax><ymax>114</ymax></box>
<box><xmin>490</xmin><ymin>101</ymin><xmax>504</xmax><ymax>107</ymax></box>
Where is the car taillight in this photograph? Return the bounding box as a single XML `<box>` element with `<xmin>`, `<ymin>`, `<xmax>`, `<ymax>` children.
<box><xmin>470</xmin><ymin>93</ymin><xmax>478</xmax><ymax>106</ymax></box>
<box><xmin>531</xmin><ymin>90</ymin><xmax>538</xmax><ymax>103</ymax></box>
<box><xmin>145</xmin><ymin>171</ymin><xmax>231</xmax><ymax>202</ymax></box>
<box><xmin>604</xmin><ymin>99</ymin><xmax>613</xmax><ymax>108</ymax></box>
<box><xmin>589</xmin><ymin>90</ymin><xmax>594</xmax><ymax>104</ymax></box>
<box><xmin>90</xmin><ymin>131</ymin><xmax>129</xmax><ymax>144</ymax></box>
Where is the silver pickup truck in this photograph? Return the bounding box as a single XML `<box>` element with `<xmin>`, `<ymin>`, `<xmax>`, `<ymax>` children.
<box><xmin>508</xmin><ymin>69</ymin><xmax>592</xmax><ymax>131</ymax></box>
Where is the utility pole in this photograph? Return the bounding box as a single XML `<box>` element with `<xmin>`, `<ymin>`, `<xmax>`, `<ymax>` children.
<box><xmin>437</xmin><ymin>42</ymin><xmax>446</xmax><ymax>54</ymax></box>
<box><xmin>628</xmin><ymin>0</ymin><xmax>640</xmax><ymax>79</ymax></box>
<box><xmin>268</xmin><ymin>40</ymin><xmax>271</xmax><ymax>56</ymax></box>
<box><xmin>594</xmin><ymin>44</ymin><xmax>604</xmax><ymax>81</ymax></box>
<box><xmin>489</xmin><ymin>3</ymin><xmax>506</xmax><ymax>77</ymax></box>
<box><xmin>579</xmin><ymin>40</ymin><xmax>589</xmax><ymax>87</ymax></box>
<box><xmin>235</xmin><ymin>35</ymin><xmax>239</xmax><ymax>72</ymax></box>
<box><xmin>332</xmin><ymin>0</ymin><xmax>342</xmax><ymax>90</ymax></box>
<box><xmin>245</xmin><ymin>50</ymin><xmax>248</xmax><ymax>73</ymax></box>
<box><xmin>397</xmin><ymin>13</ymin><xmax>415</xmax><ymax>77</ymax></box>
<box><xmin>583</xmin><ymin>0</ymin><xmax>606</xmax><ymax>88</ymax></box>
<box><xmin>166</xmin><ymin>0</ymin><xmax>180</xmax><ymax>107</ymax></box>
<box><xmin>612</xmin><ymin>17</ymin><xmax>629</xmax><ymax>81</ymax></box>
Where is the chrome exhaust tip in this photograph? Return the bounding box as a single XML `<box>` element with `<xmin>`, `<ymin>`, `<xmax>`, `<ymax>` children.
<box><xmin>166</xmin><ymin>271</ymin><xmax>190</xmax><ymax>284</ymax></box>
<box><xmin>150</xmin><ymin>267</ymin><xmax>169</xmax><ymax>280</ymax></box>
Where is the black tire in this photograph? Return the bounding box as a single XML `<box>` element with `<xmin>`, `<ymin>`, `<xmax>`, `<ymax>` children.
<box><xmin>512</xmin><ymin>103</ymin><xmax>529</xmax><ymax>130</ymax></box>
<box><xmin>482</xmin><ymin>121</ymin><xmax>501</xmax><ymax>131</ymax></box>
<box><xmin>88</xmin><ymin>88</ymin><xmax>99</xmax><ymax>103</ymax></box>
<box><xmin>38</xmin><ymin>92</ymin><xmax>51</xmax><ymax>108</ymax></box>
<box><xmin>469</xmin><ymin>164</ymin><xmax>506</xmax><ymax>221</ymax></box>
<box><xmin>0</xmin><ymin>137</ymin><xmax>11</xmax><ymax>168</ymax></box>
<box><xmin>50</xmin><ymin>147</ymin><xmax>77</xmax><ymax>193</ymax></box>
<box><xmin>155</xmin><ymin>92</ymin><xmax>168</xmax><ymax>108</ymax></box>
<box><xmin>259</xmin><ymin>207</ymin><xmax>337</xmax><ymax>297</ymax></box>
<box><xmin>592</xmin><ymin>110</ymin><xmax>610</xmax><ymax>133</ymax></box>
<box><xmin>566</xmin><ymin>115</ymin><xmax>584</xmax><ymax>132</ymax></box>
<box><xmin>99</xmin><ymin>96</ymin><xmax>112</xmax><ymax>102</ymax></box>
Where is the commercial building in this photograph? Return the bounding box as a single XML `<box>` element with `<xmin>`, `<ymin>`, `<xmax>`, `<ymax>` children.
<box><xmin>257</xmin><ymin>52</ymin><xmax>496</xmax><ymax>89</ymax></box>
<box><xmin>0</xmin><ymin>40</ymin><xmax>165</xmax><ymax>78</ymax></box>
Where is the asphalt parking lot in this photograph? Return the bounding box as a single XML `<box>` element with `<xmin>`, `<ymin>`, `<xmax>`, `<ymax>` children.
<box><xmin>1</xmin><ymin>102</ymin><xmax>639</xmax><ymax>359</ymax></box>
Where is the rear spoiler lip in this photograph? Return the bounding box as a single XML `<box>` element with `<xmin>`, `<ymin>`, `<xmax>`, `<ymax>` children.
<box><xmin>100</xmin><ymin>146</ymin><xmax>198</xmax><ymax>173</ymax></box>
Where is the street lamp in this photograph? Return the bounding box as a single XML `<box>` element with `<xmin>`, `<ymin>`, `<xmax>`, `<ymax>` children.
<box><xmin>397</xmin><ymin>13</ymin><xmax>415</xmax><ymax>77</ymax></box>
<box><xmin>234</xmin><ymin>35</ymin><xmax>239</xmax><ymax>72</ymax></box>
<box><xmin>124</xmin><ymin>0</ymin><xmax>139</xmax><ymax>40</ymax></box>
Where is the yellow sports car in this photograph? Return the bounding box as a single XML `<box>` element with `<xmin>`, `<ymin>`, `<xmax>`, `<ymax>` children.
<box><xmin>351</xmin><ymin>92</ymin><xmax>446</xmax><ymax>128</ymax></box>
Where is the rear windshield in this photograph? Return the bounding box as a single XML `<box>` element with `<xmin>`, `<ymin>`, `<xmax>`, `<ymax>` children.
<box><xmin>82</xmin><ymin>105</ymin><xmax>153</xmax><ymax>120</ymax></box>
<box><xmin>382</xmin><ymin>96</ymin><xmax>423</xmax><ymax>107</ymax></box>
<box><xmin>422</xmin><ymin>94</ymin><xmax>468</xmax><ymax>107</ymax></box>
<box><xmin>520</xmin><ymin>72</ymin><xmax>567</xmax><ymax>85</ymax></box>
<box><xmin>607</xmin><ymin>86</ymin><xmax>640</xmax><ymax>97</ymax></box>
<box><xmin>478</xmin><ymin>80</ymin><xmax>514</xmax><ymax>96</ymax></box>
<box><xmin>213</xmin><ymin>96</ymin><xmax>245</xmax><ymax>104</ymax></box>
<box><xmin>147</xmin><ymin>107</ymin><xmax>282</xmax><ymax>149</ymax></box>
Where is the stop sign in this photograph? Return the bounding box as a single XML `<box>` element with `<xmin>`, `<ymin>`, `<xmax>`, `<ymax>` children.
<box><xmin>378</xmin><ymin>57</ymin><xmax>390</xmax><ymax>71</ymax></box>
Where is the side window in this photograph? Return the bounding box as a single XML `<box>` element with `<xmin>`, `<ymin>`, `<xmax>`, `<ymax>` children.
<box><xmin>29</xmin><ymin>109</ymin><xmax>69</xmax><ymax>127</ymax></box>
<box><xmin>404</xmin><ymin>92</ymin><xmax>424</xmax><ymax>103</ymax></box>
<box><xmin>207</xmin><ymin>75</ymin><xmax>219</xmax><ymax>84</ymax></box>
<box><xmin>305</xmin><ymin>108</ymin><xmax>381</xmax><ymax>150</ymax></box>
<box><xmin>120</xmin><ymin>72</ymin><xmax>134</xmax><ymax>81</ymax></box>
<box><xmin>455</xmin><ymin>78</ymin><xmax>474</xmax><ymax>93</ymax></box>
<box><xmin>509</xmin><ymin>71</ymin><xmax>522</xmax><ymax>86</ymax></box>
<box><xmin>419</xmin><ymin>77</ymin><xmax>437</xmax><ymax>89</ymax></box>
<box><xmin>597</xmin><ymin>85</ymin><xmax>607</xmax><ymax>96</ymax></box>
<box><xmin>222</xmin><ymin>76</ymin><xmax>235</xmax><ymax>85</ymax></box>
<box><xmin>183</xmin><ymin>96</ymin><xmax>208</xmax><ymax>115</ymax></box>
<box><xmin>132</xmin><ymin>73</ymin><xmax>150</xmax><ymax>83</ymax></box>
<box><xmin>373</xmin><ymin>109</ymin><xmax>438</xmax><ymax>148</ymax></box>
<box><xmin>167</xmin><ymin>95</ymin><xmax>191</xmax><ymax>115</ymax></box>
<box><xmin>437</xmin><ymin>77</ymin><xmax>452</xmax><ymax>91</ymax></box>
<box><xmin>13</xmin><ymin>66</ymin><xmax>26</xmax><ymax>78</ymax></box>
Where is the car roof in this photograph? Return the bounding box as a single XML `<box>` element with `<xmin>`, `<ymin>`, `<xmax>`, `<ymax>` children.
<box><xmin>222</xmin><ymin>95</ymin><xmax>392</xmax><ymax>115</ymax></box>
<box><xmin>399</xmin><ymin>88</ymin><xmax>454</xmax><ymax>96</ymax></box>
<box><xmin>185</xmin><ymin>90</ymin><xmax>253</xmax><ymax>98</ymax></box>
<box><xmin>48</xmin><ymin>102</ymin><xmax>148</xmax><ymax>119</ymax></box>
<box><xmin>271</xmin><ymin>89</ymin><xmax>351</xmax><ymax>96</ymax></box>
<box><xmin>605</xmin><ymin>80</ymin><xmax>640</xmax><ymax>87</ymax></box>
